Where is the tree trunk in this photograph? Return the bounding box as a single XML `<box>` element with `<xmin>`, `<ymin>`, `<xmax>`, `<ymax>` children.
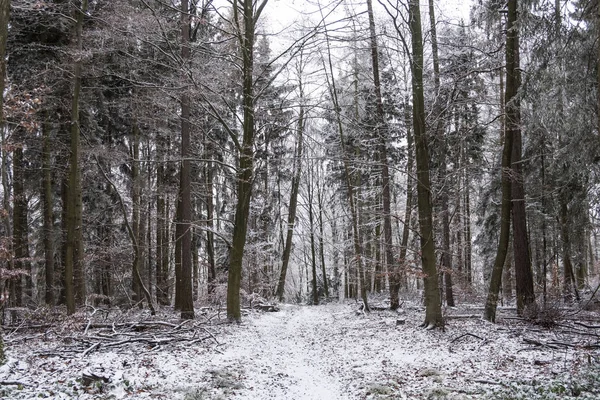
<box><xmin>503</xmin><ymin>244</ymin><xmax>513</xmax><ymax>304</ymax></box>
<box><xmin>156</xmin><ymin>145</ymin><xmax>169</xmax><ymax>305</ymax></box>
<box><xmin>560</xmin><ymin>198</ymin><xmax>577</xmax><ymax>301</ymax></box>
<box><xmin>308</xmin><ymin>177</ymin><xmax>319</xmax><ymax>305</ymax></box>
<box><xmin>322</xmin><ymin>15</ymin><xmax>369</xmax><ymax>312</ymax></box>
<box><xmin>132</xmin><ymin>122</ymin><xmax>143</xmax><ymax>303</ymax></box>
<box><xmin>317</xmin><ymin>182</ymin><xmax>329</xmax><ymax>298</ymax></box>
<box><xmin>366</xmin><ymin>0</ymin><xmax>397</xmax><ymax>310</ymax></box>
<box><xmin>484</xmin><ymin>0</ymin><xmax>518</xmax><ymax>323</ymax></box>
<box><xmin>177</xmin><ymin>0</ymin><xmax>194</xmax><ymax>320</ymax></box>
<box><xmin>275</xmin><ymin>102</ymin><xmax>304</xmax><ymax>301</ymax></box>
<box><xmin>42</xmin><ymin>116</ymin><xmax>55</xmax><ymax>306</ymax></box>
<box><xmin>508</xmin><ymin>0</ymin><xmax>536</xmax><ymax>316</ymax></box>
<box><xmin>204</xmin><ymin>133</ymin><xmax>216</xmax><ymax>295</ymax></box>
<box><xmin>64</xmin><ymin>0</ymin><xmax>88</xmax><ymax>315</ymax></box>
<box><xmin>398</xmin><ymin>97</ymin><xmax>414</xmax><ymax>295</ymax></box>
<box><xmin>408</xmin><ymin>0</ymin><xmax>442</xmax><ymax>328</ymax></box>
<box><xmin>12</xmin><ymin>133</ymin><xmax>27</xmax><ymax>307</ymax></box>
<box><xmin>0</xmin><ymin>0</ymin><xmax>9</xmax><ymax>364</ymax></box>
<box><xmin>227</xmin><ymin>0</ymin><xmax>268</xmax><ymax>322</ymax></box>
<box><xmin>428</xmin><ymin>0</ymin><xmax>454</xmax><ymax>307</ymax></box>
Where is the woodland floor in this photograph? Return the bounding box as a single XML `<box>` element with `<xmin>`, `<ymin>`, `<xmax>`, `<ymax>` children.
<box><xmin>1</xmin><ymin>300</ymin><xmax>600</xmax><ymax>399</ymax></box>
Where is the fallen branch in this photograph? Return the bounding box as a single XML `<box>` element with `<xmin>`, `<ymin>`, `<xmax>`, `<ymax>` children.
<box><xmin>451</xmin><ymin>333</ymin><xmax>484</xmax><ymax>343</ymax></box>
<box><xmin>0</xmin><ymin>381</ymin><xmax>29</xmax><ymax>386</ymax></box>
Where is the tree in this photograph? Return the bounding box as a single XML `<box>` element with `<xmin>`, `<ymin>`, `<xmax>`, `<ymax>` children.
<box><xmin>408</xmin><ymin>0</ymin><xmax>443</xmax><ymax>328</ymax></box>
<box><xmin>275</xmin><ymin>60</ymin><xmax>305</xmax><ymax>301</ymax></box>
<box><xmin>176</xmin><ymin>0</ymin><xmax>195</xmax><ymax>320</ymax></box>
<box><xmin>0</xmin><ymin>0</ymin><xmax>10</xmax><ymax>365</ymax></box>
<box><xmin>506</xmin><ymin>0</ymin><xmax>536</xmax><ymax>315</ymax></box>
<box><xmin>226</xmin><ymin>0</ymin><xmax>269</xmax><ymax>322</ymax></box>
<box><xmin>365</xmin><ymin>0</ymin><xmax>399</xmax><ymax>310</ymax></box>
<box><xmin>64</xmin><ymin>0</ymin><xmax>88</xmax><ymax>315</ymax></box>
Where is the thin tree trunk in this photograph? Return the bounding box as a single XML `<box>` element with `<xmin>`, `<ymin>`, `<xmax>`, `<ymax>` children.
<box><xmin>428</xmin><ymin>0</ymin><xmax>454</xmax><ymax>307</ymax></box>
<box><xmin>484</xmin><ymin>0</ymin><xmax>517</xmax><ymax>323</ymax></box>
<box><xmin>275</xmin><ymin>102</ymin><xmax>304</xmax><ymax>301</ymax></box>
<box><xmin>42</xmin><ymin>116</ymin><xmax>55</xmax><ymax>306</ymax></box>
<box><xmin>0</xmin><ymin>0</ymin><xmax>8</xmax><ymax>362</ymax></box>
<box><xmin>317</xmin><ymin>178</ymin><xmax>329</xmax><ymax>298</ymax></box>
<box><xmin>132</xmin><ymin>122</ymin><xmax>142</xmax><ymax>303</ymax></box>
<box><xmin>178</xmin><ymin>0</ymin><xmax>194</xmax><ymax>320</ymax></box>
<box><xmin>156</xmin><ymin>143</ymin><xmax>168</xmax><ymax>305</ymax></box>
<box><xmin>408</xmin><ymin>0</ymin><xmax>442</xmax><ymax>328</ymax></box>
<box><xmin>204</xmin><ymin>134</ymin><xmax>216</xmax><ymax>295</ymax></box>
<box><xmin>321</xmin><ymin>17</ymin><xmax>369</xmax><ymax>312</ymax></box>
<box><xmin>503</xmin><ymin>243</ymin><xmax>513</xmax><ymax>304</ymax></box>
<box><xmin>366</xmin><ymin>0</ymin><xmax>397</xmax><ymax>310</ymax></box>
<box><xmin>308</xmin><ymin>175</ymin><xmax>319</xmax><ymax>305</ymax></box>
<box><xmin>64</xmin><ymin>0</ymin><xmax>88</xmax><ymax>314</ymax></box>
<box><xmin>398</xmin><ymin>98</ymin><xmax>414</xmax><ymax>293</ymax></box>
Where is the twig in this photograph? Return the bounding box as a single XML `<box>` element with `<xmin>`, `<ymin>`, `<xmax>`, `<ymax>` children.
<box><xmin>0</xmin><ymin>381</ymin><xmax>29</xmax><ymax>386</ymax></box>
<box><xmin>575</xmin><ymin>321</ymin><xmax>600</xmax><ymax>329</ymax></box>
<box><xmin>202</xmin><ymin>327</ymin><xmax>220</xmax><ymax>345</ymax></box>
<box><xmin>84</xmin><ymin>307</ymin><xmax>98</xmax><ymax>335</ymax></box>
<box><xmin>471</xmin><ymin>379</ymin><xmax>503</xmax><ymax>385</ymax></box>
<box><xmin>81</xmin><ymin>342</ymin><xmax>101</xmax><ymax>357</ymax></box>
<box><xmin>451</xmin><ymin>333</ymin><xmax>484</xmax><ymax>343</ymax></box>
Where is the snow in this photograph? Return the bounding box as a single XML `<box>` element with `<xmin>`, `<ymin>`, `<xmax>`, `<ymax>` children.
<box><xmin>1</xmin><ymin>302</ymin><xmax>599</xmax><ymax>399</ymax></box>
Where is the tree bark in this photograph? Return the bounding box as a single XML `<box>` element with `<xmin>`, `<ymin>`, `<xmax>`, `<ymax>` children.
<box><xmin>227</xmin><ymin>0</ymin><xmax>269</xmax><ymax>322</ymax></box>
<box><xmin>42</xmin><ymin>116</ymin><xmax>55</xmax><ymax>306</ymax></box>
<box><xmin>428</xmin><ymin>0</ymin><xmax>454</xmax><ymax>307</ymax></box>
<box><xmin>484</xmin><ymin>0</ymin><xmax>517</xmax><ymax>323</ymax></box>
<box><xmin>275</xmin><ymin>102</ymin><xmax>304</xmax><ymax>301</ymax></box>
<box><xmin>156</xmin><ymin>137</ymin><xmax>169</xmax><ymax>305</ymax></box>
<box><xmin>409</xmin><ymin>0</ymin><xmax>443</xmax><ymax>328</ymax></box>
<box><xmin>65</xmin><ymin>0</ymin><xmax>88</xmax><ymax>315</ymax></box>
<box><xmin>132</xmin><ymin>122</ymin><xmax>143</xmax><ymax>303</ymax></box>
<box><xmin>178</xmin><ymin>0</ymin><xmax>194</xmax><ymax>320</ymax></box>
<box><xmin>322</xmin><ymin>16</ymin><xmax>370</xmax><ymax>312</ymax></box>
<box><xmin>0</xmin><ymin>0</ymin><xmax>9</xmax><ymax>364</ymax></box>
<box><xmin>366</xmin><ymin>0</ymin><xmax>397</xmax><ymax>310</ymax></box>
<box><xmin>508</xmin><ymin>0</ymin><xmax>536</xmax><ymax>315</ymax></box>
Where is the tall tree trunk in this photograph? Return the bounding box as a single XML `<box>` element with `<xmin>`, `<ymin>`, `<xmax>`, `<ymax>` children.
<box><xmin>428</xmin><ymin>0</ymin><xmax>454</xmax><ymax>307</ymax></box>
<box><xmin>398</xmin><ymin>97</ymin><xmax>414</xmax><ymax>294</ymax></box>
<box><xmin>463</xmin><ymin>150</ymin><xmax>473</xmax><ymax>284</ymax></box>
<box><xmin>64</xmin><ymin>0</ymin><xmax>88</xmax><ymax>315</ymax></box>
<box><xmin>12</xmin><ymin>133</ymin><xmax>27</xmax><ymax>307</ymax></box>
<box><xmin>204</xmin><ymin>134</ymin><xmax>216</xmax><ymax>295</ymax></box>
<box><xmin>508</xmin><ymin>0</ymin><xmax>536</xmax><ymax>315</ymax></box>
<box><xmin>275</xmin><ymin>102</ymin><xmax>304</xmax><ymax>301</ymax></box>
<box><xmin>0</xmin><ymin>0</ymin><xmax>8</xmax><ymax>364</ymax></box>
<box><xmin>156</xmin><ymin>144</ymin><xmax>168</xmax><ymax>305</ymax></box>
<box><xmin>132</xmin><ymin>122</ymin><xmax>143</xmax><ymax>303</ymax></box>
<box><xmin>409</xmin><ymin>0</ymin><xmax>442</xmax><ymax>328</ymax></box>
<box><xmin>366</xmin><ymin>0</ymin><xmax>397</xmax><ymax>310</ymax></box>
<box><xmin>317</xmin><ymin>182</ymin><xmax>329</xmax><ymax>298</ymax></box>
<box><xmin>42</xmin><ymin>116</ymin><xmax>55</xmax><ymax>306</ymax></box>
<box><xmin>322</xmin><ymin>17</ymin><xmax>369</xmax><ymax>312</ymax></box>
<box><xmin>560</xmin><ymin>198</ymin><xmax>577</xmax><ymax>300</ymax></box>
<box><xmin>227</xmin><ymin>0</ymin><xmax>268</xmax><ymax>322</ymax></box>
<box><xmin>308</xmin><ymin>174</ymin><xmax>319</xmax><ymax>305</ymax></box>
<box><xmin>484</xmin><ymin>0</ymin><xmax>518</xmax><ymax>323</ymax></box>
<box><xmin>177</xmin><ymin>0</ymin><xmax>194</xmax><ymax>320</ymax></box>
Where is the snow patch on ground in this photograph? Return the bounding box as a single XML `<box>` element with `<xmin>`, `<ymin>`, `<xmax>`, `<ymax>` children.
<box><xmin>1</xmin><ymin>302</ymin><xmax>599</xmax><ymax>399</ymax></box>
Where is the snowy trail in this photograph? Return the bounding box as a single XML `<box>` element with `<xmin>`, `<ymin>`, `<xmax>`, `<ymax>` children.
<box><xmin>3</xmin><ymin>301</ymin><xmax>599</xmax><ymax>399</ymax></box>
<box><xmin>205</xmin><ymin>304</ymin><xmax>347</xmax><ymax>399</ymax></box>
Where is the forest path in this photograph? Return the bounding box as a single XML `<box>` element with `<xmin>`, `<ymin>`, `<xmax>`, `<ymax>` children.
<box><xmin>204</xmin><ymin>304</ymin><xmax>349</xmax><ymax>399</ymax></box>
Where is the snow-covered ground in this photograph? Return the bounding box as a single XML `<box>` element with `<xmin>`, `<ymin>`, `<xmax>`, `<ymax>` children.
<box><xmin>1</xmin><ymin>302</ymin><xmax>599</xmax><ymax>399</ymax></box>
